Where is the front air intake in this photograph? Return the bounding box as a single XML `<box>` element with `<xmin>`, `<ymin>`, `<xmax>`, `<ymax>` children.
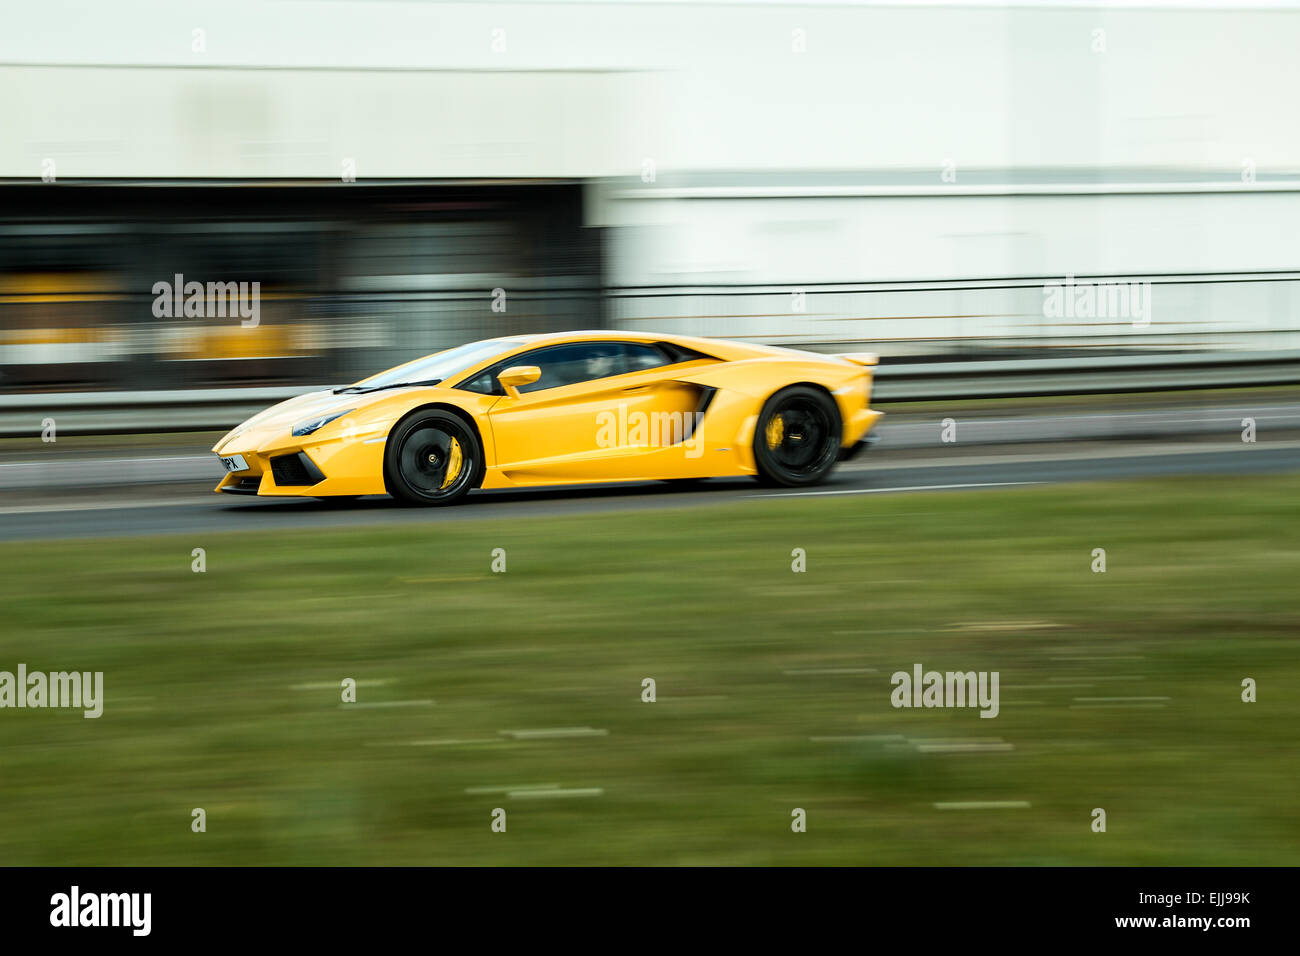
<box><xmin>270</xmin><ymin>452</ymin><xmax>326</xmax><ymax>486</ymax></box>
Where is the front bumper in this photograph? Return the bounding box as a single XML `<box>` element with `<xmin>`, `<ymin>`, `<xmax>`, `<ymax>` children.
<box><xmin>213</xmin><ymin>433</ymin><xmax>389</xmax><ymax>497</ymax></box>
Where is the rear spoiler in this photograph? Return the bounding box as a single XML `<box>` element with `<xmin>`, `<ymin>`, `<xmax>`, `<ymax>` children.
<box><xmin>837</xmin><ymin>352</ymin><xmax>879</xmax><ymax>367</ymax></box>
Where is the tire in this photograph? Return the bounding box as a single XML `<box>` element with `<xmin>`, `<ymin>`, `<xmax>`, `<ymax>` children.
<box><xmin>384</xmin><ymin>409</ymin><xmax>483</xmax><ymax>505</ymax></box>
<box><xmin>752</xmin><ymin>385</ymin><xmax>842</xmax><ymax>487</ymax></box>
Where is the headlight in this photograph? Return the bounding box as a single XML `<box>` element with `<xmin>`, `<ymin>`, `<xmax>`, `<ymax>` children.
<box><xmin>291</xmin><ymin>409</ymin><xmax>355</xmax><ymax>437</ymax></box>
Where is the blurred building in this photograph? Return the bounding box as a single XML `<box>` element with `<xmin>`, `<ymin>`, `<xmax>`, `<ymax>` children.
<box><xmin>2</xmin><ymin>0</ymin><xmax>1298</xmax><ymax>391</ymax></box>
<box><xmin>0</xmin><ymin>183</ymin><xmax>599</xmax><ymax>389</ymax></box>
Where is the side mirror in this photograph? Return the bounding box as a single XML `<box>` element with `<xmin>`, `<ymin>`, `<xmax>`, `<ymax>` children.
<box><xmin>497</xmin><ymin>365</ymin><xmax>541</xmax><ymax>399</ymax></box>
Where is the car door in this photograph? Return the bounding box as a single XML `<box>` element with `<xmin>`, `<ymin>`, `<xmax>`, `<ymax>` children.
<box><xmin>483</xmin><ymin>342</ymin><xmax>706</xmax><ymax>483</ymax></box>
<box><xmin>591</xmin><ymin>343</ymin><xmax>712</xmax><ymax>478</ymax></box>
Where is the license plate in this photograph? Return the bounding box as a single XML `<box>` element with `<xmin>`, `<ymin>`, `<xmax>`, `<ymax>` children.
<box><xmin>219</xmin><ymin>454</ymin><xmax>249</xmax><ymax>473</ymax></box>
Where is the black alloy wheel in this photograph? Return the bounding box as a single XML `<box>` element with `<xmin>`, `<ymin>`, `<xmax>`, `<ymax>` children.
<box><xmin>752</xmin><ymin>385</ymin><xmax>842</xmax><ymax>487</ymax></box>
<box><xmin>385</xmin><ymin>410</ymin><xmax>482</xmax><ymax>505</ymax></box>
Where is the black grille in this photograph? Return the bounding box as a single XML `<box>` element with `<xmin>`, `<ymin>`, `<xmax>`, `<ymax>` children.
<box><xmin>270</xmin><ymin>453</ymin><xmax>325</xmax><ymax>486</ymax></box>
<box><xmin>220</xmin><ymin>476</ymin><xmax>262</xmax><ymax>496</ymax></box>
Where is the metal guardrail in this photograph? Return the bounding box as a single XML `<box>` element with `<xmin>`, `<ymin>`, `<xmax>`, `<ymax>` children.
<box><xmin>871</xmin><ymin>350</ymin><xmax>1300</xmax><ymax>401</ymax></box>
<box><xmin>0</xmin><ymin>386</ymin><xmax>333</xmax><ymax>438</ymax></box>
<box><xmin>2</xmin><ymin>350</ymin><xmax>1299</xmax><ymax>437</ymax></box>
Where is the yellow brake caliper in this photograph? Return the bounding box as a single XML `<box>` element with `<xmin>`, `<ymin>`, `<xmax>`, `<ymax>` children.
<box><xmin>439</xmin><ymin>438</ymin><xmax>464</xmax><ymax>489</ymax></box>
<box><xmin>765</xmin><ymin>413</ymin><xmax>785</xmax><ymax>451</ymax></box>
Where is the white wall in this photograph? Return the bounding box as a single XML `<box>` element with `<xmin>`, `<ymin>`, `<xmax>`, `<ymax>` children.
<box><xmin>2</xmin><ymin>1</ymin><xmax>1299</xmax><ymax>177</ymax></box>
<box><xmin>603</xmin><ymin>189</ymin><xmax>1300</xmax><ymax>284</ymax></box>
<box><xmin>0</xmin><ymin>65</ymin><xmax>651</xmax><ymax>179</ymax></box>
<box><xmin>602</xmin><ymin>188</ymin><xmax>1300</xmax><ymax>352</ymax></box>
<box><xmin>4</xmin><ymin>1</ymin><xmax>1298</xmax><ymax>354</ymax></box>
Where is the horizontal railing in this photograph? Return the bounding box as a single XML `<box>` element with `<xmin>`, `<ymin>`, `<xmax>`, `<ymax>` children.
<box><xmin>3</xmin><ymin>350</ymin><xmax>1299</xmax><ymax>437</ymax></box>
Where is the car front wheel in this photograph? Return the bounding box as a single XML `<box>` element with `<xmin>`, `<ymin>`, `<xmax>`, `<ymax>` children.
<box><xmin>385</xmin><ymin>410</ymin><xmax>482</xmax><ymax>505</ymax></box>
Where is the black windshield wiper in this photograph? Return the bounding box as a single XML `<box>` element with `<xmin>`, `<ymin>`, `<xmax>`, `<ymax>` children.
<box><xmin>333</xmin><ymin>378</ymin><xmax>443</xmax><ymax>395</ymax></box>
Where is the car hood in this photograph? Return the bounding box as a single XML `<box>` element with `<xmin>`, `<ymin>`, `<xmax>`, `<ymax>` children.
<box><xmin>212</xmin><ymin>384</ymin><xmax>443</xmax><ymax>453</ymax></box>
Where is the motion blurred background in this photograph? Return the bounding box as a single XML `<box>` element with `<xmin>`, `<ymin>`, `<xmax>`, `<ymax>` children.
<box><xmin>2</xmin><ymin>0</ymin><xmax>1298</xmax><ymax>412</ymax></box>
<box><xmin>1</xmin><ymin>1</ymin><xmax>1298</xmax><ymax>868</ymax></box>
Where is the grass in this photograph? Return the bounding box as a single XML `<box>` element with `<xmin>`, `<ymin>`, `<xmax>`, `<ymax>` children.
<box><xmin>0</xmin><ymin>474</ymin><xmax>1296</xmax><ymax>865</ymax></box>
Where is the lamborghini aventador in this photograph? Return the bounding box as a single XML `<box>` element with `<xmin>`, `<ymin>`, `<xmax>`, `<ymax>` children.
<box><xmin>211</xmin><ymin>331</ymin><xmax>883</xmax><ymax>504</ymax></box>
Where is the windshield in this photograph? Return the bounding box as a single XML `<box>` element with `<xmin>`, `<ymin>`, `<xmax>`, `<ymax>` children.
<box><xmin>342</xmin><ymin>338</ymin><xmax>524</xmax><ymax>392</ymax></box>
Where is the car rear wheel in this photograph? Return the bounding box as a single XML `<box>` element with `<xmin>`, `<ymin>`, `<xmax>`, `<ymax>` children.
<box><xmin>752</xmin><ymin>386</ymin><xmax>842</xmax><ymax>487</ymax></box>
<box><xmin>385</xmin><ymin>410</ymin><xmax>481</xmax><ymax>505</ymax></box>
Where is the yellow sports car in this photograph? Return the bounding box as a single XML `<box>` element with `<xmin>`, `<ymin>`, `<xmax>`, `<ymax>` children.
<box><xmin>212</xmin><ymin>331</ymin><xmax>883</xmax><ymax>505</ymax></box>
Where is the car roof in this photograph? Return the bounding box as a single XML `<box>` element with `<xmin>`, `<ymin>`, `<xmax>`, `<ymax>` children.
<box><xmin>504</xmin><ymin>329</ymin><xmax>789</xmax><ymax>361</ymax></box>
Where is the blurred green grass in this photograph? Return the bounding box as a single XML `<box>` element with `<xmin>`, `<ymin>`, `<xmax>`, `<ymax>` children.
<box><xmin>0</xmin><ymin>474</ymin><xmax>1296</xmax><ymax>865</ymax></box>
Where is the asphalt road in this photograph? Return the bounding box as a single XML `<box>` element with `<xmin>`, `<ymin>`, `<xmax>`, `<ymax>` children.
<box><xmin>2</xmin><ymin>436</ymin><xmax>1297</xmax><ymax>542</ymax></box>
<box><xmin>5</xmin><ymin>397</ymin><xmax>1299</xmax><ymax>490</ymax></box>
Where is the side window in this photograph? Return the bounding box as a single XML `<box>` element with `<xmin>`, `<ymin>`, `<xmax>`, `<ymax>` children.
<box><xmin>625</xmin><ymin>343</ymin><xmax>671</xmax><ymax>372</ymax></box>
<box><xmin>521</xmin><ymin>343</ymin><xmax>628</xmax><ymax>392</ymax></box>
<box><xmin>455</xmin><ymin>342</ymin><xmax>634</xmax><ymax>395</ymax></box>
<box><xmin>458</xmin><ymin>368</ymin><xmax>501</xmax><ymax>395</ymax></box>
